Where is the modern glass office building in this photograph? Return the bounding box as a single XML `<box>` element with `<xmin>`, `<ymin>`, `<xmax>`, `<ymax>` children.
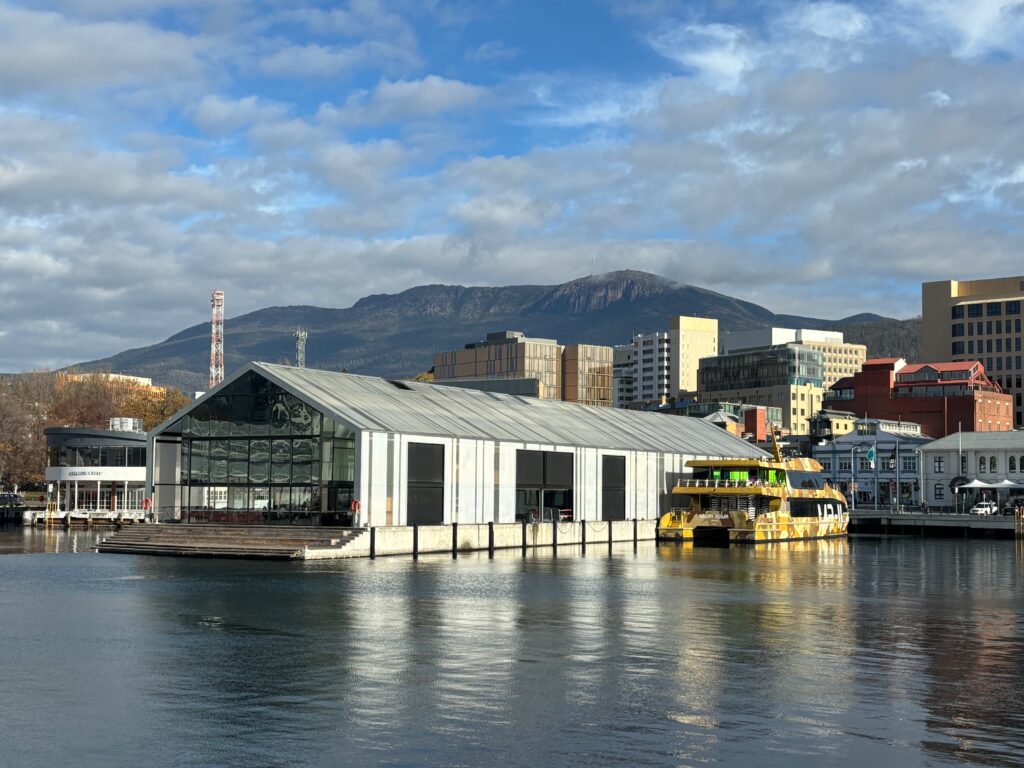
<box><xmin>148</xmin><ymin>362</ymin><xmax>765</xmax><ymax>526</ymax></box>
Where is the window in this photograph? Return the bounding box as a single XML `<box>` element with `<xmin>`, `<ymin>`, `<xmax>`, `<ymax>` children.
<box><xmin>1007</xmin><ymin>300</ymin><xmax>1021</xmax><ymax>315</ymax></box>
<box><xmin>952</xmin><ymin>342</ymin><xmax>965</xmax><ymax>355</ymax></box>
<box><xmin>839</xmin><ymin>457</ymin><xmax>851</xmax><ymax>472</ymax></box>
<box><xmin>988</xmin><ymin>302</ymin><xmax>1002</xmax><ymax>316</ymax></box>
<box><xmin>952</xmin><ymin>323</ymin><xmax>964</xmax><ymax>337</ymax></box>
<box><xmin>1010</xmin><ymin>456</ymin><xmax>1017</xmax><ymax>473</ymax></box>
<box><xmin>1020</xmin><ymin>455</ymin><xmax>1024</xmax><ymax>473</ymax></box>
<box><xmin>934</xmin><ymin>483</ymin><xmax>944</xmax><ymax>500</ymax></box>
<box><xmin>859</xmin><ymin>458</ymin><xmax>872</xmax><ymax>471</ymax></box>
<box><xmin>952</xmin><ymin>306</ymin><xmax>965</xmax><ymax>319</ymax></box>
<box><xmin>979</xmin><ymin>456</ymin><xmax>986</xmax><ymax>473</ymax></box>
<box><xmin>934</xmin><ymin>455</ymin><xmax>944</xmax><ymax>473</ymax></box>
<box><xmin>968</xmin><ymin>304</ymin><xmax>983</xmax><ymax>318</ymax></box>
<box><xmin>997</xmin><ymin>320</ymin><xmax>1003</xmax><ymax>334</ymax></box>
<box><xmin>961</xmin><ymin>454</ymin><xmax>968</xmax><ymax>474</ymax></box>
<box><xmin>407</xmin><ymin>443</ymin><xmax>446</xmax><ymax>525</ymax></box>
<box><xmin>902</xmin><ymin>456</ymin><xmax>916</xmax><ymax>472</ymax></box>
<box><xmin>968</xmin><ymin>340</ymin><xmax>975</xmax><ymax>354</ymax></box>
<box><xmin>990</xmin><ymin>456</ymin><xmax>997</xmax><ymax>473</ymax></box>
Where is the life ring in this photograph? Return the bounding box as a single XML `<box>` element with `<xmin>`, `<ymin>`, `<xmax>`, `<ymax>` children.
<box><xmin>142</xmin><ymin>497</ymin><xmax>152</xmax><ymax>511</ymax></box>
<box><xmin>349</xmin><ymin>499</ymin><xmax>361</xmax><ymax>513</ymax></box>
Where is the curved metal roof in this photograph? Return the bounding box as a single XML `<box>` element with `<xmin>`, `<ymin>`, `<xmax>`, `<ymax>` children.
<box><xmin>159</xmin><ymin>362</ymin><xmax>766</xmax><ymax>459</ymax></box>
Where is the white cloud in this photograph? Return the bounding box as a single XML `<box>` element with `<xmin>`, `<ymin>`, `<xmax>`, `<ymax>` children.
<box><xmin>787</xmin><ymin>2</ymin><xmax>870</xmax><ymax>41</ymax></box>
<box><xmin>896</xmin><ymin>0</ymin><xmax>1024</xmax><ymax>57</ymax></box>
<box><xmin>190</xmin><ymin>94</ymin><xmax>288</xmax><ymax>134</ymax></box>
<box><xmin>327</xmin><ymin>75</ymin><xmax>487</xmax><ymax>124</ymax></box>
<box><xmin>466</xmin><ymin>40</ymin><xmax>520</xmax><ymax>62</ymax></box>
<box><xmin>258</xmin><ymin>40</ymin><xmax>418</xmax><ymax>78</ymax></box>
<box><xmin>649</xmin><ymin>23</ymin><xmax>754</xmax><ymax>92</ymax></box>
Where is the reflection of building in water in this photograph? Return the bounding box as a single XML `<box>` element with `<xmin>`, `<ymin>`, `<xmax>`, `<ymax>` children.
<box><xmin>148</xmin><ymin>362</ymin><xmax>763</xmax><ymax>527</ymax></box>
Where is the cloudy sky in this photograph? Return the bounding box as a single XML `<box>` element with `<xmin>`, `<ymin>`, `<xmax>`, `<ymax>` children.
<box><xmin>2</xmin><ymin>0</ymin><xmax>1023</xmax><ymax>371</ymax></box>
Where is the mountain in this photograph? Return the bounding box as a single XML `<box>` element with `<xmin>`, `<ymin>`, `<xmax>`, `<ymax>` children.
<box><xmin>73</xmin><ymin>270</ymin><xmax>911</xmax><ymax>391</ymax></box>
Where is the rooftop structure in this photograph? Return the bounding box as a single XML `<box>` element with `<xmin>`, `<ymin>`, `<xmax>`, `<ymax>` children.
<box><xmin>720</xmin><ymin>327</ymin><xmax>866</xmax><ymax>389</ymax></box>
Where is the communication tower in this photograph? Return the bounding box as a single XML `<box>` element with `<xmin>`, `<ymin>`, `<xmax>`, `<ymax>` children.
<box><xmin>294</xmin><ymin>328</ymin><xmax>308</xmax><ymax>369</ymax></box>
<box><xmin>209</xmin><ymin>290</ymin><xmax>225</xmax><ymax>389</ymax></box>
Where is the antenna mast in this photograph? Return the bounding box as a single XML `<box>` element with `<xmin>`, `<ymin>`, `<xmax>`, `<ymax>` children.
<box><xmin>209</xmin><ymin>290</ymin><xmax>224</xmax><ymax>389</ymax></box>
<box><xmin>294</xmin><ymin>328</ymin><xmax>308</xmax><ymax>368</ymax></box>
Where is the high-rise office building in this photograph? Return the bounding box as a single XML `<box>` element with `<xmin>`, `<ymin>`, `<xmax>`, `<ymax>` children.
<box><xmin>613</xmin><ymin>316</ymin><xmax>718</xmax><ymax>407</ymax></box>
<box><xmin>720</xmin><ymin>327</ymin><xmax>865</xmax><ymax>389</ymax></box>
<box><xmin>922</xmin><ymin>276</ymin><xmax>1024</xmax><ymax>427</ymax></box>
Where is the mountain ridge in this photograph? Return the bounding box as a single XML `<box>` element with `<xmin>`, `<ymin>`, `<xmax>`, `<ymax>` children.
<box><xmin>73</xmin><ymin>270</ymin><xmax>916</xmax><ymax>391</ymax></box>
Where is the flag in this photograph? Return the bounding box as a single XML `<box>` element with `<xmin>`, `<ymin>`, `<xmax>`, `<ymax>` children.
<box><xmin>866</xmin><ymin>446</ymin><xmax>876</xmax><ymax>469</ymax></box>
<box><xmin>887</xmin><ymin>446</ymin><xmax>897</xmax><ymax>470</ymax></box>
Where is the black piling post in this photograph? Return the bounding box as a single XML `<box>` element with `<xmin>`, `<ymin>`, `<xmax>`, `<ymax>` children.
<box><xmin>413</xmin><ymin>524</ymin><xmax>419</xmax><ymax>560</ymax></box>
<box><xmin>633</xmin><ymin>517</ymin><xmax>638</xmax><ymax>551</ymax></box>
<box><xmin>552</xmin><ymin>517</ymin><xmax>558</xmax><ymax>555</ymax></box>
<box><xmin>581</xmin><ymin>519</ymin><xmax>586</xmax><ymax>555</ymax></box>
<box><xmin>488</xmin><ymin>521</ymin><xmax>494</xmax><ymax>558</ymax></box>
<box><xmin>521</xmin><ymin>520</ymin><xmax>527</xmax><ymax>556</ymax></box>
<box><xmin>608</xmin><ymin>519</ymin><xmax>613</xmax><ymax>554</ymax></box>
<box><xmin>370</xmin><ymin>526</ymin><xmax>376</xmax><ymax>559</ymax></box>
<box><xmin>452</xmin><ymin>522</ymin><xmax>458</xmax><ymax>559</ymax></box>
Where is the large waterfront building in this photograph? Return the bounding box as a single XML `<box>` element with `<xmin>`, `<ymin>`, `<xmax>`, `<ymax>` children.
<box><xmin>823</xmin><ymin>358</ymin><xmax>1013</xmax><ymax>438</ymax></box>
<box><xmin>720</xmin><ymin>327</ymin><xmax>866</xmax><ymax>389</ymax></box>
<box><xmin>45</xmin><ymin>418</ymin><xmax>148</xmax><ymax>515</ymax></box>
<box><xmin>919</xmin><ymin>431</ymin><xmax>1024</xmax><ymax>511</ymax></box>
<box><xmin>612</xmin><ymin>316</ymin><xmax>718</xmax><ymax>407</ymax></box>
<box><xmin>697</xmin><ymin>344</ymin><xmax>824</xmax><ymax>435</ymax></box>
<box><xmin>147</xmin><ymin>362</ymin><xmax>764</xmax><ymax>526</ymax></box>
<box><xmin>811</xmin><ymin>419</ymin><xmax>932</xmax><ymax>507</ymax></box>
<box><xmin>922</xmin><ymin>275</ymin><xmax>1024</xmax><ymax>428</ymax></box>
<box><xmin>433</xmin><ymin>331</ymin><xmax>613</xmax><ymax>407</ymax></box>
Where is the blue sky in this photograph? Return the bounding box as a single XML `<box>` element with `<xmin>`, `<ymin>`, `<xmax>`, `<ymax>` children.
<box><xmin>2</xmin><ymin>0</ymin><xmax>1024</xmax><ymax>370</ymax></box>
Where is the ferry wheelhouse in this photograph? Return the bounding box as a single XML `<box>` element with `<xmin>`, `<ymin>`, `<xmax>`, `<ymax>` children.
<box><xmin>658</xmin><ymin>443</ymin><xmax>849</xmax><ymax>544</ymax></box>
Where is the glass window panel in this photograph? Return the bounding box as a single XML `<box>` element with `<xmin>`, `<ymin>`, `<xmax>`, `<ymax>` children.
<box><xmin>251</xmin><ymin>487</ymin><xmax>269</xmax><ymax>512</ymax></box>
<box><xmin>271</xmin><ymin>439</ymin><xmax>291</xmax><ymax>463</ymax></box>
<box><xmin>249</xmin><ymin>458</ymin><xmax>269</xmax><ymax>484</ymax></box>
<box><xmin>228</xmin><ymin>460</ymin><xmax>248</xmax><ymax>483</ymax></box>
<box><xmin>291</xmin><ymin>487</ymin><xmax>312</xmax><ymax>512</ymax></box>
<box><xmin>292</xmin><ymin>438</ymin><xmax>316</xmax><ymax>463</ymax></box>
<box><xmin>209</xmin><ymin>397</ymin><xmax>230</xmax><ymax>437</ymax></box>
<box><xmin>292</xmin><ymin>463</ymin><xmax>312</xmax><ymax>483</ymax></box>
<box><xmin>290</xmin><ymin>401</ymin><xmax>315</xmax><ymax>435</ymax></box>
<box><xmin>270</xmin><ymin>389</ymin><xmax>294</xmax><ymax>435</ymax></box>
<box><xmin>190</xmin><ymin>404</ymin><xmax>209</xmax><ymax>437</ymax></box>
<box><xmin>271</xmin><ymin>463</ymin><xmax>291</xmax><ymax>484</ymax></box>
<box><xmin>249</xmin><ymin>439</ymin><xmax>269</xmax><ymax>461</ymax></box>
<box><xmin>228</xmin><ymin>487</ymin><xmax>248</xmax><ymax>509</ymax></box>
<box><xmin>210</xmin><ymin>459</ymin><xmax>228</xmax><ymax>483</ymax></box>
<box><xmin>229</xmin><ymin>395</ymin><xmax>251</xmax><ymax>437</ymax></box>
<box><xmin>210</xmin><ymin>440</ymin><xmax>229</xmax><ymax>460</ymax></box>
<box><xmin>181</xmin><ymin>447</ymin><xmax>190</xmax><ymax>481</ymax></box>
<box><xmin>229</xmin><ymin>440</ymin><xmax>248</xmax><ymax>460</ymax></box>
<box><xmin>270</xmin><ymin>487</ymin><xmax>290</xmax><ymax>515</ymax></box>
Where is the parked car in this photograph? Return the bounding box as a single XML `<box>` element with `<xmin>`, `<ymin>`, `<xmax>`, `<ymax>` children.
<box><xmin>968</xmin><ymin>502</ymin><xmax>999</xmax><ymax>516</ymax></box>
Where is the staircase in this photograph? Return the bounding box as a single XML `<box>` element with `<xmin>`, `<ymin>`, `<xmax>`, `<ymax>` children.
<box><xmin>96</xmin><ymin>524</ymin><xmax>367</xmax><ymax>560</ymax></box>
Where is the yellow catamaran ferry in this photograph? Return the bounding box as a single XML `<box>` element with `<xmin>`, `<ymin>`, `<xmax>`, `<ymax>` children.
<box><xmin>658</xmin><ymin>435</ymin><xmax>849</xmax><ymax>544</ymax></box>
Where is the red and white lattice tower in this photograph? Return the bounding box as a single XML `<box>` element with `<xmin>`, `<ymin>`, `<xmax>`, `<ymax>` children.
<box><xmin>209</xmin><ymin>290</ymin><xmax>225</xmax><ymax>390</ymax></box>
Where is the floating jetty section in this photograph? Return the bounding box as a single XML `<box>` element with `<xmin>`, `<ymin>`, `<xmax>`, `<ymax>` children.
<box><xmin>849</xmin><ymin>509</ymin><xmax>1019</xmax><ymax>539</ymax></box>
<box><xmin>96</xmin><ymin>520</ymin><xmax>658</xmax><ymax>560</ymax></box>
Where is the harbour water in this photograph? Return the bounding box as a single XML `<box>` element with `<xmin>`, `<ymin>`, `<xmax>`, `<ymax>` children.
<box><xmin>1</xmin><ymin>527</ymin><xmax>1023</xmax><ymax>767</ymax></box>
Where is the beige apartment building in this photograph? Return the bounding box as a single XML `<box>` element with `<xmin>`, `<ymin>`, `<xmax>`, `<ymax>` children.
<box><xmin>719</xmin><ymin>327</ymin><xmax>865</xmax><ymax>389</ymax></box>
<box><xmin>922</xmin><ymin>275</ymin><xmax>1024</xmax><ymax>428</ymax></box>
<box><xmin>669</xmin><ymin>316</ymin><xmax>719</xmax><ymax>396</ymax></box>
<box><xmin>433</xmin><ymin>331</ymin><xmax>613</xmax><ymax>407</ymax></box>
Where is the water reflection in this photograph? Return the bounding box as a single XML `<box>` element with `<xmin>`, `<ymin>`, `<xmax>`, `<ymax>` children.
<box><xmin>1</xmin><ymin>533</ymin><xmax>1024</xmax><ymax>767</ymax></box>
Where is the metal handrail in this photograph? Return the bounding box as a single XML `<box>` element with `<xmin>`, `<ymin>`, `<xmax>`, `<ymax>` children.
<box><xmin>675</xmin><ymin>479</ymin><xmax>784</xmax><ymax>489</ymax></box>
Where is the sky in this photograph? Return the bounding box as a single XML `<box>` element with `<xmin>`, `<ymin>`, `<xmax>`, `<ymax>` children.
<box><xmin>2</xmin><ymin>0</ymin><xmax>1024</xmax><ymax>371</ymax></box>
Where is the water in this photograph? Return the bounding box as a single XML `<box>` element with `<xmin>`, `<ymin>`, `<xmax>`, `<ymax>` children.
<box><xmin>2</xmin><ymin>528</ymin><xmax>1023</xmax><ymax>768</ymax></box>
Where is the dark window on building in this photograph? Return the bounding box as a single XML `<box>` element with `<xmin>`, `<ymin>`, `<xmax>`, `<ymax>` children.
<box><xmin>934</xmin><ymin>483</ymin><xmax>944</xmax><ymax>500</ymax></box>
<box><xmin>952</xmin><ymin>306</ymin><xmax>964</xmax><ymax>319</ymax></box>
<box><xmin>968</xmin><ymin>322</ymin><xmax>974</xmax><ymax>335</ymax></box>
<box><xmin>933</xmin><ymin>455</ymin><xmax>944</xmax><ymax>473</ymax></box>
<box><xmin>602</xmin><ymin>455</ymin><xmax>626</xmax><ymax>521</ymax></box>
<box><xmin>952</xmin><ymin>341</ymin><xmax>965</xmax><ymax>355</ymax></box>
<box><xmin>1008</xmin><ymin>301</ymin><xmax>1021</xmax><ymax>315</ymax></box>
<box><xmin>987</xmin><ymin>321</ymin><xmax>993</xmax><ymax>335</ymax></box>
<box><xmin>988</xmin><ymin>302</ymin><xmax>1002</xmax><ymax>316</ymax></box>
<box><xmin>990</xmin><ymin>456</ymin><xmax>997</xmax><ymax>473</ymax></box>
<box><xmin>516</xmin><ymin>449</ymin><xmax>574</xmax><ymax>522</ymax></box>
<box><xmin>987</xmin><ymin>339</ymin><xmax>993</xmax><ymax>353</ymax></box>
<box><xmin>952</xmin><ymin>323</ymin><xmax>964</xmax><ymax>337</ymax></box>
<box><xmin>407</xmin><ymin>442</ymin><xmax>444</xmax><ymax>525</ymax></box>
<box><xmin>968</xmin><ymin>304</ymin><xmax>983</xmax><ymax>318</ymax></box>
<box><xmin>968</xmin><ymin>340</ymin><xmax>975</xmax><ymax>354</ymax></box>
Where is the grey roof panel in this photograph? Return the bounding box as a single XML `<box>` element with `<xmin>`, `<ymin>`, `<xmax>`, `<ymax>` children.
<box><xmin>248</xmin><ymin>362</ymin><xmax>766</xmax><ymax>458</ymax></box>
<box><xmin>923</xmin><ymin>431</ymin><xmax>1024</xmax><ymax>451</ymax></box>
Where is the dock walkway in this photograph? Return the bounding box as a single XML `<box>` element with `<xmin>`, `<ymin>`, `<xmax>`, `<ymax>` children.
<box><xmin>849</xmin><ymin>509</ymin><xmax>1018</xmax><ymax>538</ymax></box>
<box><xmin>97</xmin><ymin>524</ymin><xmax>367</xmax><ymax>559</ymax></box>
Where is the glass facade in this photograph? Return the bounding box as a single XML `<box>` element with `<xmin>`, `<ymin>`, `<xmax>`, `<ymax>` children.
<box><xmin>178</xmin><ymin>372</ymin><xmax>356</xmax><ymax>525</ymax></box>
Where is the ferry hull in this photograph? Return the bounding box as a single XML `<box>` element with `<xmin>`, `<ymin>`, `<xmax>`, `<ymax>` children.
<box><xmin>657</xmin><ymin>509</ymin><xmax>849</xmax><ymax>544</ymax></box>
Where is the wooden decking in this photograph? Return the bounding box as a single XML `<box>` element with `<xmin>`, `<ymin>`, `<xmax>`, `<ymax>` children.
<box><xmin>96</xmin><ymin>524</ymin><xmax>367</xmax><ymax>559</ymax></box>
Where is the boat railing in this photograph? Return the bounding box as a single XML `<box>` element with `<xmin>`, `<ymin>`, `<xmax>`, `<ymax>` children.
<box><xmin>675</xmin><ymin>479</ymin><xmax>784</xmax><ymax>489</ymax></box>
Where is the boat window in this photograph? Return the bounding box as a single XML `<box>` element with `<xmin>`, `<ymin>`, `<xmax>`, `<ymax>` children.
<box><xmin>788</xmin><ymin>470</ymin><xmax>828</xmax><ymax>490</ymax></box>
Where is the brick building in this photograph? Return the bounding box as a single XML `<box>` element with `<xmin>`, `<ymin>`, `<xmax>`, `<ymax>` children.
<box><xmin>824</xmin><ymin>358</ymin><xmax>1014</xmax><ymax>438</ymax></box>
